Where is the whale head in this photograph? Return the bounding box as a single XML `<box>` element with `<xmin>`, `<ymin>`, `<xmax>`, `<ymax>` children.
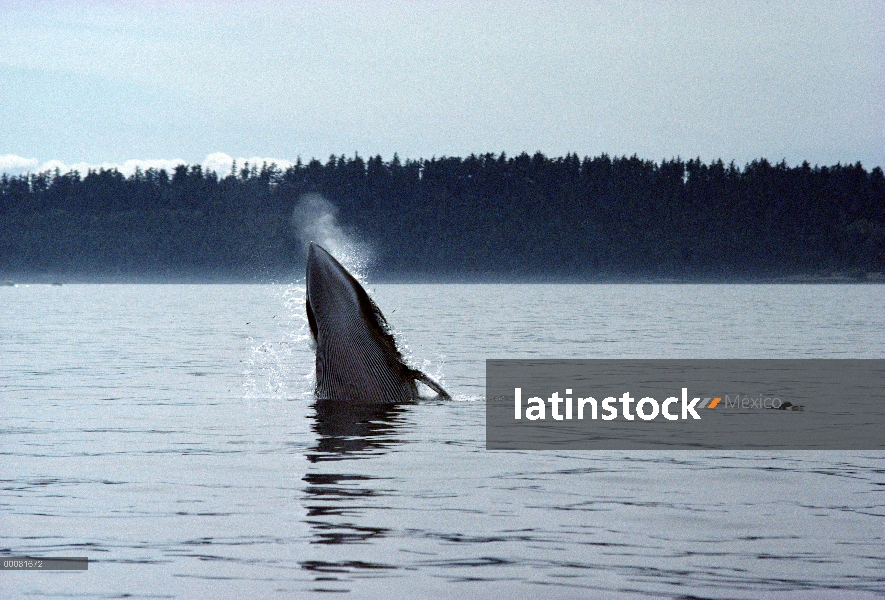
<box><xmin>306</xmin><ymin>242</ymin><xmax>448</xmax><ymax>403</ymax></box>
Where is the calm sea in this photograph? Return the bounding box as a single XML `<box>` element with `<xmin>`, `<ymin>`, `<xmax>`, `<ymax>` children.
<box><xmin>2</xmin><ymin>283</ymin><xmax>883</xmax><ymax>599</ymax></box>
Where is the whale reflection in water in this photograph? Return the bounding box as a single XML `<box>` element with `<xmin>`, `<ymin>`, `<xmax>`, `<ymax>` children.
<box><xmin>307</xmin><ymin>402</ymin><xmax>406</xmax><ymax>461</ymax></box>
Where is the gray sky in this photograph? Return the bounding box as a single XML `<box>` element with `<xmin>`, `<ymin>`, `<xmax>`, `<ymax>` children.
<box><xmin>1</xmin><ymin>0</ymin><xmax>883</xmax><ymax>175</ymax></box>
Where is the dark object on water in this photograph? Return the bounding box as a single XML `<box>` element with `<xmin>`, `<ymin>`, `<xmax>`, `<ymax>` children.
<box><xmin>773</xmin><ymin>401</ymin><xmax>804</xmax><ymax>411</ymax></box>
<box><xmin>305</xmin><ymin>242</ymin><xmax>450</xmax><ymax>403</ymax></box>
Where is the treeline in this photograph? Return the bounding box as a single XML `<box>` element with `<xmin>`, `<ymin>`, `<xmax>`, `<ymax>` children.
<box><xmin>1</xmin><ymin>153</ymin><xmax>883</xmax><ymax>281</ymax></box>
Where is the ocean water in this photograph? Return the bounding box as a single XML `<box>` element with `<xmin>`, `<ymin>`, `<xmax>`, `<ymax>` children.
<box><xmin>1</xmin><ymin>283</ymin><xmax>883</xmax><ymax>599</ymax></box>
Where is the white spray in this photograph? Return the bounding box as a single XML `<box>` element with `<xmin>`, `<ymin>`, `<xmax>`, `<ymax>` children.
<box><xmin>290</xmin><ymin>193</ymin><xmax>372</xmax><ymax>281</ymax></box>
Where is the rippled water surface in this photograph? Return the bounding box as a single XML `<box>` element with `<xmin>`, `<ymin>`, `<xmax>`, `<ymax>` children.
<box><xmin>2</xmin><ymin>284</ymin><xmax>884</xmax><ymax>599</ymax></box>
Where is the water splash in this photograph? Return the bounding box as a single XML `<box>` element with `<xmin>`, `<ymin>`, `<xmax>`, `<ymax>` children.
<box><xmin>290</xmin><ymin>193</ymin><xmax>372</xmax><ymax>281</ymax></box>
<box><xmin>242</xmin><ymin>283</ymin><xmax>315</xmax><ymax>403</ymax></box>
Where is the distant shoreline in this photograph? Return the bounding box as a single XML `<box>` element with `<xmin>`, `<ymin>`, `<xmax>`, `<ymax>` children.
<box><xmin>3</xmin><ymin>154</ymin><xmax>883</xmax><ymax>284</ymax></box>
<box><xmin>3</xmin><ymin>272</ymin><xmax>883</xmax><ymax>286</ymax></box>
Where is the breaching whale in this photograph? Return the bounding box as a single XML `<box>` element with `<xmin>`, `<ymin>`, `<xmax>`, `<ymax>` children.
<box><xmin>306</xmin><ymin>242</ymin><xmax>450</xmax><ymax>403</ymax></box>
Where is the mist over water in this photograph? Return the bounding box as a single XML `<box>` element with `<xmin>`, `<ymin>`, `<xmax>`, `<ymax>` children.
<box><xmin>291</xmin><ymin>193</ymin><xmax>372</xmax><ymax>281</ymax></box>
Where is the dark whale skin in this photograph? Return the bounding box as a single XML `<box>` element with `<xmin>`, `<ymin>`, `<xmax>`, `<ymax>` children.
<box><xmin>306</xmin><ymin>242</ymin><xmax>450</xmax><ymax>404</ymax></box>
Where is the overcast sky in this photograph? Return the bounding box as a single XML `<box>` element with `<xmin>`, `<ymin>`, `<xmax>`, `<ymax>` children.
<box><xmin>1</xmin><ymin>0</ymin><xmax>883</xmax><ymax>176</ymax></box>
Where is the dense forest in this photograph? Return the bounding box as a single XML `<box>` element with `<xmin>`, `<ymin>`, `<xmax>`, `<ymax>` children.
<box><xmin>1</xmin><ymin>153</ymin><xmax>883</xmax><ymax>282</ymax></box>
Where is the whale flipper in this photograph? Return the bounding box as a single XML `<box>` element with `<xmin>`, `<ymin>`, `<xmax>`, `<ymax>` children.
<box><xmin>306</xmin><ymin>242</ymin><xmax>450</xmax><ymax>404</ymax></box>
<box><xmin>406</xmin><ymin>368</ymin><xmax>451</xmax><ymax>399</ymax></box>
